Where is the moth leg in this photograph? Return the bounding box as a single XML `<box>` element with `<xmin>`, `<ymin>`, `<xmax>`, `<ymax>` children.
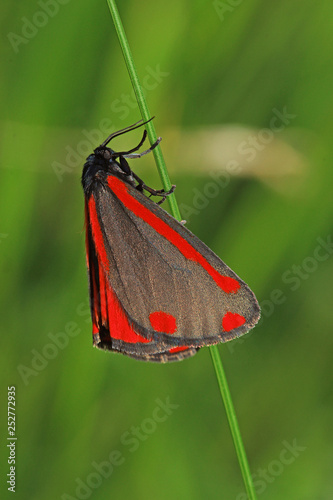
<box><xmin>132</xmin><ymin>171</ymin><xmax>176</xmax><ymax>204</ymax></box>
<box><xmin>123</xmin><ymin>137</ymin><xmax>162</xmax><ymax>159</ymax></box>
<box><xmin>118</xmin><ymin>155</ymin><xmax>132</xmax><ymax>175</ymax></box>
<box><xmin>155</xmin><ymin>191</ymin><xmax>174</xmax><ymax>205</ymax></box>
<box><xmin>115</xmin><ymin>130</ymin><xmax>148</xmax><ymax>156</ymax></box>
<box><xmin>151</xmin><ymin>185</ymin><xmax>176</xmax><ymax>205</ymax></box>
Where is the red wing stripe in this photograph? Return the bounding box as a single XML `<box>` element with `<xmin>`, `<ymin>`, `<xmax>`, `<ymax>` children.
<box><xmin>88</xmin><ymin>197</ymin><xmax>110</xmax><ymax>273</ymax></box>
<box><xmin>103</xmin><ymin>270</ymin><xmax>152</xmax><ymax>344</ymax></box>
<box><xmin>87</xmin><ymin>197</ymin><xmax>151</xmax><ymax>345</ymax></box>
<box><xmin>108</xmin><ymin>177</ymin><xmax>240</xmax><ymax>294</ymax></box>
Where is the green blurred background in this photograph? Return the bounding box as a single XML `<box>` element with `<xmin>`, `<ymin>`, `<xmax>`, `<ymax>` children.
<box><xmin>1</xmin><ymin>1</ymin><xmax>332</xmax><ymax>499</ymax></box>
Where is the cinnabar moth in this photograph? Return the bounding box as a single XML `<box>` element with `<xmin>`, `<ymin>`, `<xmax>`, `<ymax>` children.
<box><xmin>82</xmin><ymin>119</ymin><xmax>260</xmax><ymax>362</ymax></box>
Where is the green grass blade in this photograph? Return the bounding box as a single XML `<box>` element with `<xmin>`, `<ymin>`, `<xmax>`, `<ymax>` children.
<box><xmin>106</xmin><ymin>0</ymin><xmax>181</xmax><ymax>220</ymax></box>
<box><xmin>210</xmin><ymin>345</ymin><xmax>257</xmax><ymax>499</ymax></box>
<box><xmin>106</xmin><ymin>1</ymin><xmax>257</xmax><ymax>497</ymax></box>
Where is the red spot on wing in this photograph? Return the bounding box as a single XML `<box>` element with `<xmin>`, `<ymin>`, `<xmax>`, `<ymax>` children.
<box><xmin>169</xmin><ymin>346</ymin><xmax>189</xmax><ymax>353</ymax></box>
<box><xmin>107</xmin><ymin>177</ymin><xmax>240</xmax><ymax>294</ymax></box>
<box><xmin>169</xmin><ymin>347</ymin><xmax>189</xmax><ymax>354</ymax></box>
<box><xmin>222</xmin><ymin>312</ymin><xmax>246</xmax><ymax>332</ymax></box>
<box><xmin>149</xmin><ymin>313</ymin><xmax>189</xmax><ymax>354</ymax></box>
<box><xmin>149</xmin><ymin>311</ymin><xmax>177</xmax><ymax>334</ymax></box>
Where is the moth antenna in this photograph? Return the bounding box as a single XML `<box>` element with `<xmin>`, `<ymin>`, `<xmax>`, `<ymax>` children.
<box><xmin>100</xmin><ymin>117</ymin><xmax>155</xmax><ymax>148</ymax></box>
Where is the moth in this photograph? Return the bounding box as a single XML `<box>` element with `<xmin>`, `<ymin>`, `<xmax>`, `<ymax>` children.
<box><xmin>82</xmin><ymin>119</ymin><xmax>260</xmax><ymax>362</ymax></box>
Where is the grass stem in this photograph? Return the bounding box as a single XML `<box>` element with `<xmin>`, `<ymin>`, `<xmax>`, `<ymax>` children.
<box><xmin>106</xmin><ymin>1</ymin><xmax>257</xmax><ymax>497</ymax></box>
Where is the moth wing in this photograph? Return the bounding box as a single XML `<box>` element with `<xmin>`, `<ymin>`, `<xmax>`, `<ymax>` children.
<box><xmin>86</xmin><ymin>173</ymin><xmax>260</xmax><ymax>359</ymax></box>
<box><xmin>85</xmin><ymin>198</ymin><xmax>198</xmax><ymax>362</ymax></box>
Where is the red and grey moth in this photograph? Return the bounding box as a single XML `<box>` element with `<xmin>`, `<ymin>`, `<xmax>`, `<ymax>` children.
<box><xmin>82</xmin><ymin>120</ymin><xmax>260</xmax><ymax>362</ymax></box>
